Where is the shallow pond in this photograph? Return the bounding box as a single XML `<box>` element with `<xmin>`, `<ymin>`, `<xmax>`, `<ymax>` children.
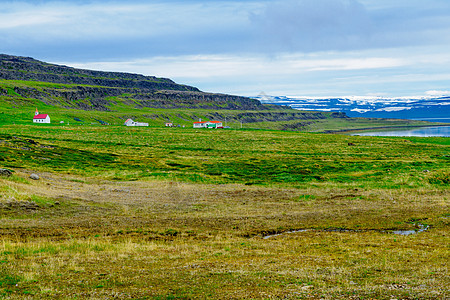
<box><xmin>392</xmin><ymin>224</ymin><xmax>429</xmax><ymax>235</ymax></box>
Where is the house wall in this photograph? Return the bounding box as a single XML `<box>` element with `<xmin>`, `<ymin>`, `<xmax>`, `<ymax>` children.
<box><xmin>33</xmin><ymin>117</ymin><xmax>50</xmax><ymax>123</ymax></box>
<box><xmin>125</xmin><ymin>120</ymin><xmax>148</xmax><ymax>126</ymax></box>
<box><xmin>193</xmin><ymin>121</ymin><xmax>223</xmax><ymax>128</ymax></box>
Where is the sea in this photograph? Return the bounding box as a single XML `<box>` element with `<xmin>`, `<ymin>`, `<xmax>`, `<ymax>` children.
<box><xmin>412</xmin><ymin>118</ymin><xmax>450</xmax><ymax>123</ymax></box>
<box><xmin>351</xmin><ymin>126</ymin><xmax>450</xmax><ymax>137</ymax></box>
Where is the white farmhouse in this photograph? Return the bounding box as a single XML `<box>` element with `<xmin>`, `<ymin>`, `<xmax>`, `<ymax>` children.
<box><xmin>124</xmin><ymin>119</ymin><xmax>149</xmax><ymax>127</ymax></box>
<box><xmin>33</xmin><ymin>108</ymin><xmax>50</xmax><ymax>123</ymax></box>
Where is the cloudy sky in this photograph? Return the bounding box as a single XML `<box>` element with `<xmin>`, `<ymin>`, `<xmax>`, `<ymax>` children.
<box><xmin>2</xmin><ymin>0</ymin><xmax>450</xmax><ymax>98</ymax></box>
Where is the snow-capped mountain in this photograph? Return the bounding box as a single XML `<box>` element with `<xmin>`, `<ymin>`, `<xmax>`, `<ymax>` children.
<box><xmin>254</xmin><ymin>93</ymin><xmax>450</xmax><ymax>123</ymax></box>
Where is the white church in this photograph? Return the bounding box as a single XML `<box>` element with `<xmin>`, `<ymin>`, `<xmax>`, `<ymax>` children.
<box><xmin>33</xmin><ymin>108</ymin><xmax>50</xmax><ymax>123</ymax></box>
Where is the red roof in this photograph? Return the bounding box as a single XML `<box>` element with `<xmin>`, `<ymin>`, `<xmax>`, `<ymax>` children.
<box><xmin>33</xmin><ymin>114</ymin><xmax>48</xmax><ymax>119</ymax></box>
<box><xmin>193</xmin><ymin>121</ymin><xmax>222</xmax><ymax>124</ymax></box>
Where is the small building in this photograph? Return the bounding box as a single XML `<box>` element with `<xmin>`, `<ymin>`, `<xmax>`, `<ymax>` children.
<box><xmin>165</xmin><ymin>122</ymin><xmax>173</xmax><ymax>127</ymax></box>
<box><xmin>124</xmin><ymin>119</ymin><xmax>148</xmax><ymax>127</ymax></box>
<box><xmin>207</xmin><ymin>121</ymin><xmax>223</xmax><ymax>128</ymax></box>
<box><xmin>193</xmin><ymin>121</ymin><xmax>223</xmax><ymax>129</ymax></box>
<box><xmin>193</xmin><ymin>121</ymin><xmax>206</xmax><ymax>128</ymax></box>
<box><xmin>33</xmin><ymin>108</ymin><xmax>50</xmax><ymax>123</ymax></box>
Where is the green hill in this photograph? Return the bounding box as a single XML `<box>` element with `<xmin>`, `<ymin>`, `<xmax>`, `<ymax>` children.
<box><xmin>0</xmin><ymin>54</ymin><xmax>435</xmax><ymax>130</ymax></box>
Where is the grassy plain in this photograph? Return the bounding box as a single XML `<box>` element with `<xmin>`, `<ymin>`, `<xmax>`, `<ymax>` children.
<box><xmin>0</xmin><ymin>123</ymin><xmax>449</xmax><ymax>299</ymax></box>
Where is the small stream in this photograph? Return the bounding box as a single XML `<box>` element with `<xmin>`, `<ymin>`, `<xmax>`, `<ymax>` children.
<box><xmin>263</xmin><ymin>224</ymin><xmax>429</xmax><ymax>239</ymax></box>
<box><xmin>263</xmin><ymin>229</ymin><xmax>309</xmax><ymax>239</ymax></box>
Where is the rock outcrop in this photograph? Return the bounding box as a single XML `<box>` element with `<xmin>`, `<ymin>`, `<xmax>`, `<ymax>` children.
<box><xmin>0</xmin><ymin>168</ymin><xmax>12</xmax><ymax>177</ymax></box>
<box><xmin>29</xmin><ymin>173</ymin><xmax>40</xmax><ymax>180</ymax></box>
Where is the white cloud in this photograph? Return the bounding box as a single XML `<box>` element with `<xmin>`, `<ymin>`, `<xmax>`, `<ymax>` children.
<box><xmin>290</xmin><ymin>57</ymin><xmax>406</xmax><ymax>71</ymax></box>
<box><xmin>64</xmin><ymin>52</ymin><xmax>407</xmax><ymax>80</ymax></box>
<box><xmin>375</xmin><ymin>107</ymin><xmax>412</xmax><ymax>112</ymax></box>
<box><xmin>59</xmin><ymin>51</ymin><xmax>416</xmax><ymax>97</ymax></box>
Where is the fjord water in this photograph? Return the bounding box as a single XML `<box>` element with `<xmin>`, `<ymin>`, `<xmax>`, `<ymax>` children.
<box><xmin>412</xmin><ymin>118</ymin><xmax>450</xmax><ymax>123</ymax></box>
<box><xmin>352</xmin><ymin>126</ymin><xmax>450</xmax><ymax>137</ymax></box>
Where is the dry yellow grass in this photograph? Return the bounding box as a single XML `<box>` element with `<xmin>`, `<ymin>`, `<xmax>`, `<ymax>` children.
<box><xmin>1</xmin><ymin>170</ymin><xmax>448</xmax><ymax>298</ymax></box>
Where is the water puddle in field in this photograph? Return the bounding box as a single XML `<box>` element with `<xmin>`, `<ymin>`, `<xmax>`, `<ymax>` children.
<box><xmin>262</xmin><ymin>224</ymin><xmax>429</xmax><ymax>239</ymax></box>
<box><xmin>263</xmin><ymin>229</ymin><xmax>309</xmax><ymax>239</ymax></box>
<box><xmin>391</xmin><ymin>224</ymin><xmax>429</xmax><ymax>236</ymax></box>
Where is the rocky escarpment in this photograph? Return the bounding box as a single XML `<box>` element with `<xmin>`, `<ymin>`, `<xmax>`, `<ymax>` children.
<box><xmin>0</xmin><ymin>54</ymin><xmax>266</xmax><ymax>111</ymax></box>
<box><xmin>0</xmin><ymin>54</ymin><xmax>197</xmax><ymax>91</ymax></box>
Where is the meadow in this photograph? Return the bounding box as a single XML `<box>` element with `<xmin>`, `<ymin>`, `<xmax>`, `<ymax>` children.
<box><xmin>0</xmin><ymin>123</ymin><xmax>449</xmax><ymax>299</ymax></box>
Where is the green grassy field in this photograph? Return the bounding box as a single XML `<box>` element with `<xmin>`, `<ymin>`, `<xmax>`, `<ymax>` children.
<box><xmin>1</xmin><ymin>125</ymin><xmax>449</xmax><ymax>186</ymax></box>
<box><xmin>0</xmin><ymin>122</ymin><xmax>448</xmax><ymax>299</ymax></box>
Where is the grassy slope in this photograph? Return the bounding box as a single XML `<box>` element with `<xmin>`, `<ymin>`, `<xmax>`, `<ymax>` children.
<box><xmin>0</xmin><ymin>78</ymin><xmax>439</xmax><ymax>132</ymax></box>
<box><xmin>0</xmin><ymin>99</ymin><xmax>438</xmax><ymax>133</ymax></box>
<box><xmin>0</xmin><ymin>124</ymin><xmax>449</xmax><ymax>299</ymax></box>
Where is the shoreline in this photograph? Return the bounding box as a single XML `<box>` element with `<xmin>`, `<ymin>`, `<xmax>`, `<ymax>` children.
<box><xmin>325</xmin><ymin>123</ymin><xmax>450</xmax><ymax>135</ymax></box>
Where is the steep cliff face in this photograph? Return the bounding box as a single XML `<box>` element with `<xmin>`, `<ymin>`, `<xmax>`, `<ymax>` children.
<box><xmin>0</xmin><ymin>54</ymin><xmax>266</xmax><ymax>110</ymax></box>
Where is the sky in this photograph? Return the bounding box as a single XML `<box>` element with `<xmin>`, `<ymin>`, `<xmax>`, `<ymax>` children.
<box><xmin>1</xmin><ymin>0</ymin><xmax>450</xmax><ymax>98</ymax></box>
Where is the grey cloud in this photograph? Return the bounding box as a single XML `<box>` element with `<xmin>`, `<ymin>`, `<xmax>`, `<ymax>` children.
<box><xmin>0</xmin><ymin>1</ymin><xmax>258</xmax><ymax>60</ymax></box>
<box><xmin>249</xmin><ymin>0</ymin><xmax>450</xmax><ymax>52</ymax></box>
<box><xmin>369</xmin><ymin>2</ymin><xmax>450</xmax><ymax>47</ymax></box>
<box><xmin>250</xmin><ymin>0</ymin><xmax>374</xmax><ymax>52</ymax></box>
<box><xmin>2</xmin><ymin>0</ymin><xmax>450</xmax><ymax>62</ymax></box>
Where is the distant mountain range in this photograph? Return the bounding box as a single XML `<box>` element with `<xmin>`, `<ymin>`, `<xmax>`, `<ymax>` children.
<box><xmin>254</xmin><ymin>93</ymin><xmax>450</xmax><ymax>123</ymax></box>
